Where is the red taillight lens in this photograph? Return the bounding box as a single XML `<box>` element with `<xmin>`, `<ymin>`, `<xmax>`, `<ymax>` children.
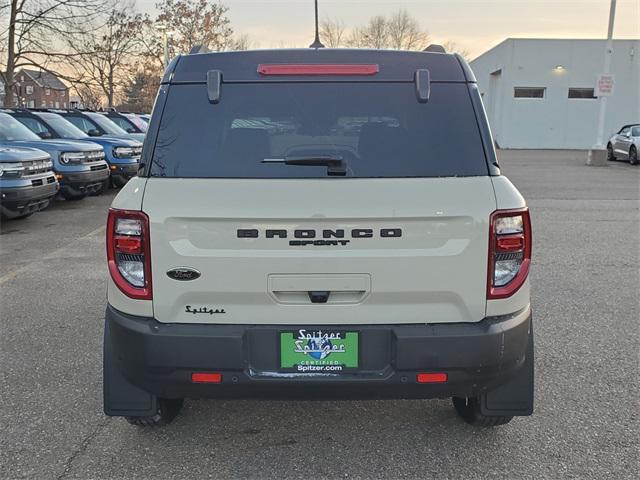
<box><xmin>487</xmin><ymin>208</ymin><xmax>532</xmax><ymax>299</ymax></box>
<box><xmin>191</xmin><ymin>372</ymin><xmax>222</xmax><ymax>384</ymax></box>
<box><xmin>416</xmin><ymin>372</ymin><xmax>448</xmax><ymax>384</ymax></box>
<box><xmin>107</xmin><ymin>209</ymin><xmax>152</xmax><ymax>300</ymax></box>
<box><xmin>496</xmin><ymin>234</ymin><xmax>525</xmax><ymax>252</ymax></box>
<box><xmin>114</xmin><ymin>236</ymin><xmax>142</xmax><ymax>254</ymax></box>
<box><xmin>257</xmin><ymin>64</ymin><xmax>380</xmax><ymax>76</ymax></box>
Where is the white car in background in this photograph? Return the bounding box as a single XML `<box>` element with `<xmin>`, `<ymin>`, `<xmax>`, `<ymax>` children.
<box><xmin>607</xmin><ymin>124</ymin><xmax>639</xmax><ymax>165</ymax></box>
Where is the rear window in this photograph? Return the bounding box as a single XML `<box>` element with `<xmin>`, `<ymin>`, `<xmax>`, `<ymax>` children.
<box><xmin>150</xmin><ymin>82</ymin><xmax>488</xmax><ymax>178</ymax></box>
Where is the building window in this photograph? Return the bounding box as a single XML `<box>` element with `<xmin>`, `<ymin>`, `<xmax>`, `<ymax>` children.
<box><xmin>25</xmin><ymin>85</ymin><xmax>33</xmax><ymax>94</ymax></box>
<box><xmin>63</xmin><ymin>102</ymin><xmax>67</xmax><ymax>108</ymax></box>
<box><xmin>49</xmin><ymin>101</ymin><xmax>54</xmax><ymax>107</ymax></box>
<box><xmin>27</xmin><ymin>100</ymin><xmax>35</xmax><ymax>108</ymax></box>
<box><xmin>55</xmin><ymin>101</ymin><xmax>59</xmax><ymax>108</ymax></box>
<box><xmin>514</xmin><ymin>87</ymin><xmax>545</xmax><ymax>98</ymax></box>
<box><xmin>45</xmin><ymin>88</ymin><xmax>50</xmax><ymax>95</ymax></box>
<box><xmin>568</xmin><ymin>88</ymin><xmax>596</xmax><ymax>99</ymax></box>
<box><xmin>41</xmin><ymin>100</ymin><xmax>47</xmax><ymax>107</ymax></box>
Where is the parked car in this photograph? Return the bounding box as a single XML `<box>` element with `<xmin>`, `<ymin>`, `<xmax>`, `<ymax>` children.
<box><xmin>8</xmin><ymin>109</ymin><xmax>142</xmax><ymax>188</ymax></box>
<box><xmin>53</xmin><ymin>110</ymin><xmax>146</xmax><ymax>143</ymax></box>
<box><xmin>0</xmin><ymin>146</ymin><xmax>58</xmax><ymax>219</ymax></box>
<box><xmin>607</xmin><ymin>124</ymin><xmax>639</xmax><ymax>165</ymax></box>
<box><xmin>123</xmin><ymin>113</ymin><xmax>148</xmax><ymax>133</ymax></box>
<box><xmin>104</xmin><ymin>48</ymin><xmax>534</xmax><ymax>428</ymax></box>
<box><xmin>137</xmin><ymin>114</ymin><xmax>151</xmax><ymax>125</ymax></box>
<box><xmin>99</xmin><ymin>110</ymin><xmax>147</xmax><ymax>134</ymax></box>
<box><xmin>0</xmin><ymin>112</ymin><xmax>109</xmax><ymax>200</ymax></box>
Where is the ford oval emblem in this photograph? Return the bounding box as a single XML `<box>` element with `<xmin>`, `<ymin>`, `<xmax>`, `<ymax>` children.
<box><xmin>167</xmin><ymin>267</ymin><xmax>201</xmax><ymax>281</ymax></box>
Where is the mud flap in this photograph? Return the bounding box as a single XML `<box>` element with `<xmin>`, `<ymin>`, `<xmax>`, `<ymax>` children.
<box><xmin>103</xmin><ymin>319</ymin><xmax>157</xmax><ymax>417</ymax></box>
<box><xmin>480</xmin><ymin>321</ymin><xmax>534</xmax><ymax>416</ymax></box>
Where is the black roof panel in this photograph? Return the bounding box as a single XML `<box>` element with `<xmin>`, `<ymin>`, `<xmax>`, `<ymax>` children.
<box><xmin>168</xmin><ymin>49</ymin><xmax>469</xmax><ymax>84</ymax></box>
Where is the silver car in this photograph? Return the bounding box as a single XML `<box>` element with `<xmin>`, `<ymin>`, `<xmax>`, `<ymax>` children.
<box><xmin>607</xmin><ymin>124</ymin><xmax>639</xmax><ymax>165</ymax></box>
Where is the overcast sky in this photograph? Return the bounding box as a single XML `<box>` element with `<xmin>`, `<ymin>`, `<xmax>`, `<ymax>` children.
<box><xmin>138</xmin><ymin>0</ymin><xmax>640</xmax><ymax>58</ymax></box>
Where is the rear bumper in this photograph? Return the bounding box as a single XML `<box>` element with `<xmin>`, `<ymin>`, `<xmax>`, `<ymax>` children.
<box><xmin>0</xmin><ymin>180</ymin><xmax>58</xmax><ymax>218</ymax></box>
<box><xmin>105</xmin><ymin>304</ymin><xmax>532</xmax><ymax>407</ymax></box>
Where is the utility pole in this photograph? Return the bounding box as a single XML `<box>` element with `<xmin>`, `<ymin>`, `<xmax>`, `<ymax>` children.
<box><xmin>156</xmin><ymin>23</ymin><xmax>170</xmax><ymax>69</ymax></box>
<box><xmin>587</xmin><ymin>0</ymin><xmax>617</xmax><ymax>166</ymax></box>
<box><xmin>163</xmin><ymin>28</ymin><xmax>169</xmax><ymax>68</ymax></box>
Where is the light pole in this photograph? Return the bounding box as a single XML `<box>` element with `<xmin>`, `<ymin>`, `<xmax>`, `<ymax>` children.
<box><xmin>156</xmin><ymin>23</ymin><xmax>171</xmax><ymax>69</ymax></box>
<box><xmin>587</xmin><ymin>0</ymin><xmax>617</xmax><ymax>166</ymax></box>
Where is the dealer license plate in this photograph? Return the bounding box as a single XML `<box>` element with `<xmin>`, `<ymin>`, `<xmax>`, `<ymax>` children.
<box><xmin>280</xmin><ymin>330</ymin><xmax>359</xmax><ymax>373</ymax></box>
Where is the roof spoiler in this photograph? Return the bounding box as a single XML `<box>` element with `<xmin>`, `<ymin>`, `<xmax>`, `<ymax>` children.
<box><xmin>424</xmin><ymin>44</ymin><xmax>446</xmax><ymax>53</ymax></box>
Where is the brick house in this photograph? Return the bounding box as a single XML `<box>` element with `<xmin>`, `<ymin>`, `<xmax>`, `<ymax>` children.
<box><xmin>13</xmin><ymin>69</ymin><xmax>70</xmax><ymax>108</ymax></box>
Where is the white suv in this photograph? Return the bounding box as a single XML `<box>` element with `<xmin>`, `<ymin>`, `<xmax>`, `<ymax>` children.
<box><xmin>103</xmin><ymin>48</ymin><xmax>534</xmax><ymax>428</ymax></box>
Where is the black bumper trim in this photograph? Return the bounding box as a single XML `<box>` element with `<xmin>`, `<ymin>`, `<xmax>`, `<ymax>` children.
<box><xmin>0</xmin><ymin>181</ymin><xmax>58</xmax><ymax>218</ymax></box>
<box><xmin>59</xmin><ymin>169</ymin><xmax>109</xmax><ymax>196</ymax></box>
<box><xmin>105</xmin><ymin>304</ymin><xmax>532</xmax><ymax>407</ymax></box>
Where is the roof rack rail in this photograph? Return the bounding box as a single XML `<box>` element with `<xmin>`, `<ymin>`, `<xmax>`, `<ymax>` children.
<box><xmin>424</xmin><ymin>44</ymin><xmax>446</xmax><ymax>53</ymax></box>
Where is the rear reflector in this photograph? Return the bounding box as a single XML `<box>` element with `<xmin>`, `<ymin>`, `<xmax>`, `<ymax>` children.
<box><xmin>416</xmin><ymin>372</ymin><xmax>448</xmax><ymax>384</ymax></box>
<box><xmin>191</xmin><ymin>372</ymin><xmax>222</xmax><ymax>384</ymax></box>
<box><xmin>257</xmin><ymin>64</ymin><xmax>379</xmax><ymax>76</ymax></box>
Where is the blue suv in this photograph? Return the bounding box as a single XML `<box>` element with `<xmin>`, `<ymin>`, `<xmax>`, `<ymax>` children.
<box><xmin>0</xmin><ymin>146</ymin><xmax>59</xmax><ymax>219</ymax></box>
<box><xmin>0</xmin><ymin>112</ymin><xmax>109</xmax><ymax>200</ymax></box>
<box><xmin>53</xmin><ymin>109</ymin><xmax>146</xmax><ymax>143</ymax></box>
<box><xmin>8</xmin><ymin>109</ymin><xmax>142</xmax><ymax>188</ymax></box>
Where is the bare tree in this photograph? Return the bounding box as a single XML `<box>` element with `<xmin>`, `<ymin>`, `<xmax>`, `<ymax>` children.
<box><xmin>137</xmin><ymin>0</ymin><xmax>235</xmax><ymax>74</ymax></box>
<box><xmin>442</xmin><ymin>40</ymin><xmax>471</xmax><ymax>61</ymax></box>
<box><xmin>320</xmin><ymin>17</ymin><xmax>346</xmax><ymax>48</ymax></box>
<box><xmin>228</xmin><ymin>33</ymin><xmax>257</xmax><ymax>51</ymax></box>
<box><xmin>387</xmin><ymin>9</ymin><xmax>429</xmax><ymax>50</ymax></box>
<box><xmin>349</xmin><ymin>15</ymin><xmax>389</xmax><ymax>49</ymax></box>
<box><xmin>67</xmin><ymin>5</ymin><xmax>144</xmax><ymax>107</ymax></box>
<box><xmin>1</xmin><ymin>0</ymin><xmax>105</xmax><ymax>107</ymax></box>
<box><xmin>156</xmin><ymin>0</ymin><xmax>234</xmax><ymax>55</ymax></box>
<box><xmin>345</xmin><ymin>10</ymin><xmax>428</xmax><ymax>50</ymax></box>
<box><xmin>73</xmin><ymin>82</ymin><xmax>103</xmax><ymax>109</ymax></box>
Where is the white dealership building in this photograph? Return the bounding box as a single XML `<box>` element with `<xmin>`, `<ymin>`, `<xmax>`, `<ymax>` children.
<box><xmin>470</xmin><ymin>39</ymin><xmax>640</xmax><ymax>149</ymax></box>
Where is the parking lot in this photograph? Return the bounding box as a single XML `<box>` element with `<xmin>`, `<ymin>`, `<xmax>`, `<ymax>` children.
<box><xmin>0</xmin><ymin>150</ymin><xmax>638</xmax><ymax>479</ymax></box>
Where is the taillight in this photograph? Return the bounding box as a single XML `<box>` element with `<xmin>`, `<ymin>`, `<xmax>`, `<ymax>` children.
<box><xmin>107</xmin><ymin>209</ymin><xmax>152</xmax><ymax>300</ymax></box>
<box><xmin>487</xmin><ymin>208</ymin><xmax>532</xmax><ymax>299</ymax></box>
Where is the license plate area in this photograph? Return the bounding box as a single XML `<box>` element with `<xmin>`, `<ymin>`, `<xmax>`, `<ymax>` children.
<box><xmin>279</xmin><ymin>330</ymin><xmax>359</xmax><ymax>374</ymax></box>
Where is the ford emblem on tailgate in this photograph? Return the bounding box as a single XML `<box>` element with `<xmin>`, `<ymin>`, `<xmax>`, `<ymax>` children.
<box><xmin>167</xmin><ymin>267</ymin><xmax>201</xmax><ymax>281</ymax></box>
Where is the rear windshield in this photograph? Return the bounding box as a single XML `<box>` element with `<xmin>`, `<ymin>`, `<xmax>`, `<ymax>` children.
<box><xmin>150</xmin><ymin>82</ymin><xmax>488</xmax><ymax>178</ymax></box>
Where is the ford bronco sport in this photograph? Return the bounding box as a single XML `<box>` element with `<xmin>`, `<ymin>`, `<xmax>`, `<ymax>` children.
<box><xmin>104</xmin><ymin>48</ymin><xmax>534</xmax><ymax>428</ymax></box>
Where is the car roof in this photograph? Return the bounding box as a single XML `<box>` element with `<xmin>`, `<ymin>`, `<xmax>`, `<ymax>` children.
<box><xmin>165</xmin><ymin>48</ymin><xmax>473</xmax><ymax>84</ymax></box>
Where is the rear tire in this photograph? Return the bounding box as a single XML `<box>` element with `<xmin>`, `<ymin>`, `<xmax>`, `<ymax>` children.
<box><xmin>125</xmin><ymin>398</ymin><xmax>184</xmax><ymax>427</ymax></box>
<box><xmin>606</xmin><ymin>143</ymin><xmax>616</xmax><ymax>161</ymax></box>
<box><xmin>629</xmin><ymin>147</ymin><xmax>638</xmax><ymax>165</ymax></box>
<box><xmin>452</xmin><ymin>396</ymin><xmax>513</xmax><ymax>427</ymax></box>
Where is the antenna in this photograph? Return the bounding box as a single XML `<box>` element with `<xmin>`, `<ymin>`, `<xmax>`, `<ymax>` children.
<box><xmin>309</xmin><ymin>0</ymin><xmax>325</xmax><ymax>49</ymax></box>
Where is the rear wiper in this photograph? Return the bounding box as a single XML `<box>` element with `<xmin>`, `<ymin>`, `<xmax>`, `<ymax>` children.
<box><xmin>262</xmin><ymin>155</ymin><xmax>347</xmax><ymax>176</ymax></box>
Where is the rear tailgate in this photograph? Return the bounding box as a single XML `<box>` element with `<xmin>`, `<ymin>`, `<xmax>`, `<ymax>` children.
<box><xmin>143</xmin><ymin>177</ymin><xmax>496</xmax><ymax>324</ymax></box>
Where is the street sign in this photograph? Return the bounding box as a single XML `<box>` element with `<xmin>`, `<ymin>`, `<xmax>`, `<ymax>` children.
<box><xmin>595</xmin><ymin>74</ymin><xmax>615</xmax><ymax>96</ymax></box>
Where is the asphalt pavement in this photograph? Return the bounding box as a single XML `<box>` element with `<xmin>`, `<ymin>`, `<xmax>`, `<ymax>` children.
<box><xmin>0</xmin><ymin>151</ymin><xmax>638</xmax><ymax>479</ymax></box>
